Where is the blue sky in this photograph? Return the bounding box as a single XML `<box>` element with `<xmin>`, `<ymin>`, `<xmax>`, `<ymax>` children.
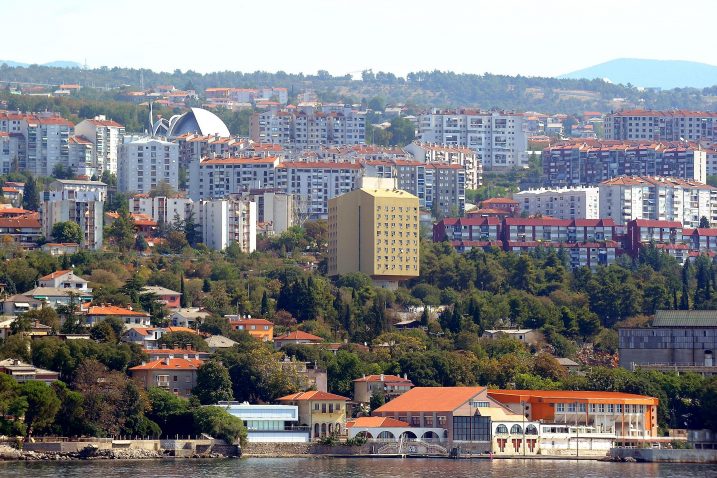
<box><xmin>4</xmin><ymin>0</ymin><xmax>716</xmax><ymax>77</ymax></box>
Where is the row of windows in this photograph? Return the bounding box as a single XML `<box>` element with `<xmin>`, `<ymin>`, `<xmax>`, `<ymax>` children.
<box><xmin>555</xmin><ymin>403</ymin><xmax>646</xmax><ymax>413</ymax></box>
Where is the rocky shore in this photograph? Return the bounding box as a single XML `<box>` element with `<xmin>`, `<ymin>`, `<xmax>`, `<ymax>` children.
<box><xmin>0</xmin><ymin>444</ymin><xmax>236</xmax><ymax>461</ymax></box>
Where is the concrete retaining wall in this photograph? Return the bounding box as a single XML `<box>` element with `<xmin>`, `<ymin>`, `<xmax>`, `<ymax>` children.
<box><xmin>243</xmin><ymin>442</ymin><xmax>373</xmax><ymax>456</ymax></box>
<box><xmin>25</xmin><ymin>439</ymin><xmax>238</xmax><ymax>457</ymax></box>
<box><xmin>610</xmin><ymin>448</ymin><xmax>717</xmax><ymax>463</ymax></box>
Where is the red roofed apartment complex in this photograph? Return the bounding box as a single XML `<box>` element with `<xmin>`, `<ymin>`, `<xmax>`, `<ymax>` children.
<box><xmin>227</xmin><ymin>316</ymin><xmax>274</xmax><ymax>342</ymax></box>
<box><xmin>129</xmin><ymin>357</ymin><xmax>203</xmax><ymax>397</ymax></box>
<box><xmin>277</xmin><ymin>390</ymin><xmax>350</xmax><ymax>439</ymax></box>
<box><xmin>85</xmin><ymin>305</ymin><xmax>151</xmax><ymax>328</ymax></box>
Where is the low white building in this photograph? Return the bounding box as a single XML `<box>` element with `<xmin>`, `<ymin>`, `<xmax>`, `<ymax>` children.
<box><xmin>199</xmin><ymin>198</ymin><xmax>256</xmax><ymax>252</ymax></box>
<box><xmin>513</xmin><ymin>187</ymin><xmax>600</xmax><ymax>220</ymax></box>
<box><xmin>118</xmin><ymin>137</ymin><xmax>179</xmax><ymax>194</ymax></box>
<box><xmin>218</xmin><ymin>401</ymin><xmax>310</xmax><ymax>443</ymax></box>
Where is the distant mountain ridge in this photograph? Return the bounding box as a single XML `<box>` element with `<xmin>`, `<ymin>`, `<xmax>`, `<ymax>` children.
<box><xmin>0</xmin><ymin>60</ymin><xmax>81</xmax><ymax>69</ymax></box>
<box><xmin>560</xmin><ymin>58</ymin><xmax>717</xmax><ymax>89</ymax></box>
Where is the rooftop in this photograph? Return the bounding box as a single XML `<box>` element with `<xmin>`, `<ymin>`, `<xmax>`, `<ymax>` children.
<box><xmin>274</xmin><ymin>330</ymin><xmax>323</xmax><ymax>342</ymax></box>
<box><xmin>129</xmin><ymin>358</ymin><xmax>203</xmax><ymax>371</ymax></box>
<box><xmin>488</xmin><ymin>389</ymin><xmax>659</xmax><ymax>405</ymax></box>
<box><xmin>373</xmin><ymin>386</ymin><xmax>486</xmax><ymax>413</ymax></box>
<box><xmin>651</xmin><ymin>309</ymin><xmax>717</xmax><ymax>327</ymax></box>
<box><xmin>277</xmin><ymin>390</ymin><xmax>349</xmax><ymax>402</ymax></box>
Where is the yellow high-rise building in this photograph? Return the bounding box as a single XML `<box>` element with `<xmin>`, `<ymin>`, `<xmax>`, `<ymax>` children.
<box><xmin>328</xmin><ymin>188</ymin><xmax>420</xmax><ymax>289</ymax></box>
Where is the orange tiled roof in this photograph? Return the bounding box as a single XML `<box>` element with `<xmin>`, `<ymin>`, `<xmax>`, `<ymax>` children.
<box><xmin>274</xmin><ymin>330</ymin><xmax>323</xmax><ymax>341</ymax></box>
<box><xmin>353</xmin><ymin>374</ymin><xmax>413</xmax><ymax>384</ymax></box>
<box><xmin>129</xmin><ymin>357</ymin><xmax>203</xmax><ymax>371</ymax></box>
<box><xmin>347</xmin><ymin>417</ymin><xmax>409</xmax><ymax>428</ymax></box>
<box><xmin>488</xmin><ymin>389</ymin><xmax>658</xmax><ymax>405</ymax></box>
<box><xmin>38</xmin><ymin>270</ymin><xmax>72</xmax><ymax>281</ymax></box>
<box><xmin>277</xmin><ymin>390</ymin><xmax>349</xmax><ymax>402</ymax></box>
<box><xmin>373</xmin><ymin>386</ymin><xmax>486</xmax><ymax>413</ymax></box>
<box><xmin>87</xmin><ymin>305</ymin><xmax>149</xmax><ymax>317</ymax></box>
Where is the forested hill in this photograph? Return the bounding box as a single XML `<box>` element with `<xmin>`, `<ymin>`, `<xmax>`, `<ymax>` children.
<box><xmin>3</xmin><ymin>64</ymin><xmax>717</xmax><ymax>114</ymax></box>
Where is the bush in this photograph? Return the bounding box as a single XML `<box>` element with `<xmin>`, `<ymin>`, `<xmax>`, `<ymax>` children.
<box><xmin>345</xmin><ymin>435</ymin><xmax>367</xmax><ymax>446</ymax></box>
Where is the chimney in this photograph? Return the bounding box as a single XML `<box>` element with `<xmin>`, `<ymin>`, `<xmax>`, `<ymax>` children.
<box><xmin>163</xmin><ymin>358</ymin><xmax>170</xmax><ymax>366</ymax></box>
<box><xmin>380</xmin><ymin>373</ymin><xmax>385</xmax><ymax>381</ymax></box>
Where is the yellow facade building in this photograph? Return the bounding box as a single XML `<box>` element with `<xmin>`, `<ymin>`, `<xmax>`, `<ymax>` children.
<box><xmin>328</xmin><ymin>187</ymin><xmax>420</xmax><ymax>288</ymax></box>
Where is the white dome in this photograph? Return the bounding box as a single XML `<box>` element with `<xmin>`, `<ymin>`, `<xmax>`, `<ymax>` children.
<box><xmin>167</xmin><ymin>107</ymin><xmax>230</xmax><ymax>138</ymax></box>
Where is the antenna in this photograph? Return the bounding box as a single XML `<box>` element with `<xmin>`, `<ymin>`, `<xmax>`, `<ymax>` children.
<box><xmin>148</xmin><ymin>101</ymin><xmax>154</xmax><ymax>137</ymax></box>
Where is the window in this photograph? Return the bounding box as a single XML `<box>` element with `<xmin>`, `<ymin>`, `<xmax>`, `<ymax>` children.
<box><xmin>556</xmin><ymin>403</ymin><xmax>565</xmax><ymax>412</ymax></box>
<box><xmin>510</xmin><ymin>424</ymin><xmax>523</xmax><ymax>434</ymax></box>
<box><xmin>471</xmin><ymin>401</ymin><xmax>490</xmax><ymax>408</ymax></box>
<box><xmin>496</xmin><ymin>424</ymin><xmax>509</xmax><ymax>434</ymax></box>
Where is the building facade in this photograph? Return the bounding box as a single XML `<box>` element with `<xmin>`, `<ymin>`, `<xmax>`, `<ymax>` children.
<box><xmin>118</xmin><ymin>137</ymin><xmax>179</xmax><ymax>194</ymax></box>
<box><xmin>40</xmin><ymin>179</ymin><xmax>106</xmax><ymax>250</ymax></box>
<box><xmin>514</xmin><ymin>187</ymin><xmax>600</xmax><ymax>220</ymax></box>
<box><xmin>328</xmin><ymin>188</ymin><xmax>420</xmax><ymax>288</ymax></box>
<box><xmin>417</xmin><ymin>109</ymin><xmax>528</xmax><ymax>171</ymax></box>
<box><xmin>599</xmin><ymin>176</ymin><xmax>715</xmax><ymax>228</ymax></box>
<box><xmin>543</xmin><ymin>140</ymin><xmax>707</xmax><ymax>187</ymax></box>
<box><xmin>604</xmin><ymin>110</ymin><xmax>717</xmax><ymax>142</ymax></box>
<box><xmin>74</xmin><ymin>116</ymin><xmax>125</xmax><ymax>175</ymax></box>
<box><xmin>199</xmin><ymin>198</ymin><xmax>256</xmax><ymax>252</ymax></box>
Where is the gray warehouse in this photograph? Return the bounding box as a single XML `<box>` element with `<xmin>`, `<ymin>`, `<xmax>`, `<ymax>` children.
<box><xmin>619</xmin><ymin>310</ymin><xmax>717</xmax><ymax>375</ymax></box>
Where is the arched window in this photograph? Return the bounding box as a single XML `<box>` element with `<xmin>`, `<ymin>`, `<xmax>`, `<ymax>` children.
<box><xmin>399</xmin><ymin>431</ymin><xmax>417</xmax><ymax>440</ymax></box>
<box><xmin>356</xmin><ymin>431</ymin><xmax>372</xmax><ymax>439</ymax></box>
<box><xmin>321</xmin><ymin>423</ymin><xmax>327</xmax><ymax>436</ymax></box>
<box><xmin>496</xmin><ymin>424</ymin><xmax>509</xmax><ymax>434</ymax></box>
<box><xmin>510</xmin><ymin>424</ymin><xmax>523</xmax><ymax>434</ymax></box>
<box><xmin>422</xmin><ymin>431</ymin><xmax>439</xmax><ymax>440</ymax></box>
<box><xmin>328</xmin><ymin>423</ymin><xmax>333</xmax><ymax>434</ymax></box>
<box><xmin>377</xmin><ymin>431</ymin><xmax>395</xmax><ymax>440</ymax></box>
<box><xmin>526</xmin><ymin>424</ymin><xmax>538</xmax><ymax>435</ymax></box>
<box><xmin>314</xmin><ymin>423</ymin><xmax>320</xmax><ymax>438</ymax></box>
<box><xmin>335</xmin><ymin>424</ymin><xmax>341</xmax><ymax>435</ymax></box>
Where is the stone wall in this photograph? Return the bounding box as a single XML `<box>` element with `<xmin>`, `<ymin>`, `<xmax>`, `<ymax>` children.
<box><xmin>243</xmin><ymin>442</ymin><xmax>373</xmax><ymax>456</ymax></box>
<box><xmin>610</xmin><ymin>447</ymin><xmax>717</xmax><ymax>463</ymax></box>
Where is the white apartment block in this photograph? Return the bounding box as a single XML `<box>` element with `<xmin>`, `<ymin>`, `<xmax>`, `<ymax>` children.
<box><xmin>128</xmin><ymin>195</ymin><xmax>196</xmax><ymax>225</ymax></box>
<box><xmin>118</xmin><ymin>137</ymin><xmax>179</xmax><ymax>194</ymax></box>
<box><xmin>276</xmin><ymin>161</ymin><xmax>363</xmax><ymax>220</ymax></box>
<box><xmin>74</xmin><ymin>116</ymin><xmax>125</xmax><ymax>175</ymax></box>
<box><xmin>514</xmin><ymin>187</ymin><xmax>600</xmax><ymax>220</ymax></box>
<box><xmin>199</xmin><ymin>198</ymin><xmax>256</xmax><ymax>252</ymax></box>
<box><xmin>246</xmin><ymin>190</ymin><xmax>294</xmax><ymax>235</ymax></box>
<box><xmin>418</xmin><ymin>109</ymin><xmax>528</xmax><ymax>172</ymax></box>
<box><xmin>25</xmin><ymin>115</ymin><xmax>73</xmax><ymax>177</ymax></box>
<box><xmin>190</xmin><ymin>156</ymin><xmax>281</xmax><ymax>201</ymax></box>
<box><xmin>41</xmin><ymin>179</ymin><xmax>107</xmax><ymax>250</ymax></box>
<box><xmin>599</xmin><ymin>176</ymin><xmax>716</xmax><ymax>228</ymax></box>
<box><xmin>604</xmin><ymin>110</ymin><xmax>717</xmax><ymax>142</ymax></box>
<box><xmin>0</xmin><ymin>131</ymin><xmax>25</xmax><ymax>174</ymax></box>
<box><xmin>403</xmin><ymin>141</ymin><xmax>483</xmax><ymax>189</ymax></box>
<box><xmin>250</xmin><ymin>105</ymin><xmax>366</xmax><ymax>149</ymax></box>
<box><xmin>68</xmin><ymin>135</ymin><xmax>95</xmax><ymax>177</ymax></box>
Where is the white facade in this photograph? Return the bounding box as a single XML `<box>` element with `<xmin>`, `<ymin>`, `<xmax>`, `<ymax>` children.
<box><xmin>68</xmin><ymin>136</ymin><xmax>95</xmax><ymax>177</ymax></box>
<box><xmin>418</xmin><ymin>109</ymin><xmax>528</xmax><ymax>172</ymax></box>
<box><xmin>129</xmin><ymin>196</ymin><xmax>196</xmax><ymax>225</ymax></box>
<box><xmin>40</xmin><ymin>180</ymin><xmax>107</xmax><ymax>250</ymax></box>
<box><xmin>604</xmin><ymin>110</ymin><xmax>717</xmax><ymax>142</ymax></box>
<box><xmin>248</xmin><ymin>191</ymin><xmax>294</xmax><ymax>235</ymax></box>
<box><xmin>190</xmin><ymin>156</ymin><xmax>280</xmax><ymax>201</ymax></box>
<box><xmin>219</xmin><ymin>402</ymin><xmax>309</xmax><ymax>443</ymax></box>
<box><xmin>25</xmin><ymin>116</ymin><xmax>74</xmax><ymax>177</ymax></box>
<box><xmin>404</xmin><ymin>141</ymin><xmax>483</xmax><ymax>189</ymax></box>
<box><xmin>74</xmin><ymin>116</ymin><xmax>125</xmax><ymax>174</ymax></box>
<box><xmin>599</xmin><ymin>176</ymin><xmax>716</xmax><ymax>227</ymax></box>
<box><xmin>118</xmin><ymin>137</ymin><xmax>179</xmax><ymax>194</ymax></box>
<box><xmin>514</xmin><ymin>187</ymin><xmax>600</xmax><ymax>220</ymax></box>
<box><xmin>199</xmin><ymin>198</ymin><xmax>256</xmax><ymax>252</ymax></box>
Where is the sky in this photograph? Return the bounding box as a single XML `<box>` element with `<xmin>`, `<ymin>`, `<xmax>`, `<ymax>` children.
<box><xmin>3</xmin><ymin>0</ymin><xmax>717</xmax><ymax>78</ymax></box>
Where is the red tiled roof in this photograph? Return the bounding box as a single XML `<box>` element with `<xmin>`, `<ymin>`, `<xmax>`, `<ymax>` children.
<box><xmin>129</xmin><ymin>358</ymin><xmax>203</xmax><ymax>371</ymax></box>
<box><xmin>86</xmin><ymin>118</ymin><xmax>124</xmax><ymax>128</ymax></box>
<box><xmin>274</xmin><ymin>330</ymin><xmax>323</xmax><ymax>342</ymax></box>
<box><xmin>353</xmin><ymin>374</ymin><xmax>413</xmax><ymax>385</ymax></box>
<box><xmin>200</xmin><ymin>156</ymin><xmax>279</xmax><ymax>165</ymax></box>
<box><xmin>0</xmin><ymin>215</ymin><xmax>41</xmax><ymax>228</ymax></box>
<box><xmin>347</xmin><ymin>417</ymin><xmax>409</xmax><ymax>428</ymax></box>
<box><xmin>632</xmin><ymin>219</ymin><xmax>682</xmax><ymax>228</ymax></box>
<box><xmin>481</xmin><ymin>197</ymin><xmax>519</xmax><ymax>205</ymax></box>
<box><xmin>38</xmin><ymin>270</ymin><xmax>72</xmax><ymax>281</ymax></box>
<box><xmin>277</xmin><ymin>390</ymin><xmax>349</xmax><ymax>402</ymax></box>
<box><xmin>373</xmin><ymin>387</ymin><xmax>486</xmax><ymax>413</ymax></box>
<box><xmin>229</xmin><ymin>318</ymin><xmax>274</xmax><ymax>326</ymax></box>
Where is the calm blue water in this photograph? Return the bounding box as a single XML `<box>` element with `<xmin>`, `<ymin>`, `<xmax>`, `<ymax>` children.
<box><xmin>0</xmin><ymin>457</ymin><xmax>715</xmax><ymax>477</ymax></box>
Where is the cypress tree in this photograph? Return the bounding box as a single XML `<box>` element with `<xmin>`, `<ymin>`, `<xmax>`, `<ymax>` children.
<box><xmin>180</xmin><ymin>273</ymin><xmax>187</xmax><ymax>308</ymax></box>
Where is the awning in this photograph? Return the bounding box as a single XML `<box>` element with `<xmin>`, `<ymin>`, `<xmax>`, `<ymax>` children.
<box><xmin>14</xmin><ymin>303</ymin><xmax>30</xmax><ymax>307</ymax></box>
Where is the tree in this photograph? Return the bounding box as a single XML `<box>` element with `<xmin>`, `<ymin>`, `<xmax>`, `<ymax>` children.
<box><xmin>106</xmin><ymin>207</ymin><xmax>135</xmax><ymax>251</ymax></box>
<box><xmin>166</xmin><ymin>230</ymin><xmax>189</xmax><ymax>253</ymax></box>
<box><xmin>59</xmin><ymin>292</ymin><xmax>84</xmax><ymax>334</ymax></box>
<box><xmin>134</xmin><ymin>234</ymin><xmax>148</xmax><ymax>252</ymax></box>
<box><xmin>149</xmin><ymin>181</ymin><xmax>177</xmax><ymax>198</ymax></box>
<box><xmin>370</xmin><ymin>389</ymin><xmax>385</xmax><ymax>412</ymax></box>
<box><xmin>183</xmin><ymin>211</ymin><xmax>202</xmax><ymax>247</ymax></box>
<box><xmin>180</xmin><ymin>274</ymin><xmax>187</xmax><ymax>308</ymax></box>
<box><xmin>20</xmin><ymin>381</ymin><xmax>60</xmax><ymax>437</ymax></box>
<box><xmin>260</xmin><ymin>290</ymin><xmax>270</xmax><ymax>316</ymax></box>
<box><xmin>52</xmin><ymin>163</ymin><xmax>74</xmax><ymax>180</ymax></box>
<box><xmin>146</xmin><ymin>387</ymin><xmax>191</xmax><ymax>437</ymax></box>
<box><xmin>22</xmin><ymin>176</ymin><xmax>40</xmax><ymax>211</ymax></box>
<box><xmin>192</xmin><ymin>406</ymin><xmax>247</xmax><ymax>445</ymax></box>
<box><xmin>51</xmin><ymin>221</ymin><xmax>82</xmax><ymax>244</ymax></box>
<box><xmin>50</xmin><ymin>381</ymin><xmax>89</xmax><ymax>437</ymax></box>
<box><xmin>158</xmin><ymin>331</ymin><xmax>208</xmax><ymax>351</ymax></box>
<box><xmin>193</xmin><ymin>361</ymin><xmax>233</xmax><ymax>405</ymax></box>
<box><xmin>700</xmin><ymin>216</ymin><xmax>710</xmax><ymax>229</ymax></box>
